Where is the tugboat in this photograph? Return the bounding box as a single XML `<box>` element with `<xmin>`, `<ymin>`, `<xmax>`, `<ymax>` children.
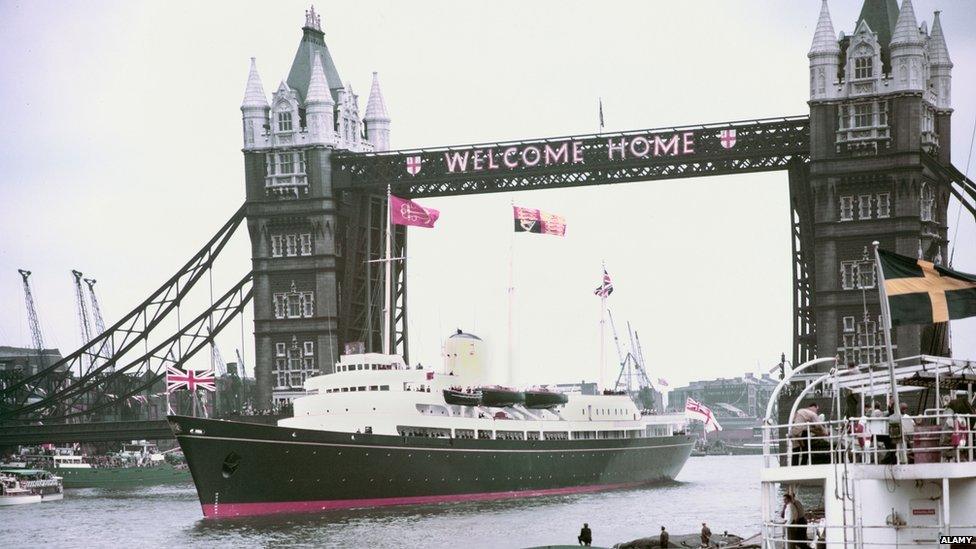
<box><xmin>170</xmin><ymin>347</ymin><xmax>694</xmax><ymax>518</ymax></box>
<box><xmin>0</xmin><ymin>469</ymin><xmax>63</xmax><ymax>505</ymax></box>
<box><xmin>760</xmin><ymin>355</ymin><xmax>976</xmax><ymax>547</ymax></box>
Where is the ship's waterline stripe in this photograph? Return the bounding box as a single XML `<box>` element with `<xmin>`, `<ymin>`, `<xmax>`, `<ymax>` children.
<box><xmin>201</xmin><ymin>480</ymin><xmax>652</xmax><ymax>518</ymax></box>
<box><xmin>178</xmin><ymin>434</ymin><xmax>694</xmax><ymax>454</ymax></box>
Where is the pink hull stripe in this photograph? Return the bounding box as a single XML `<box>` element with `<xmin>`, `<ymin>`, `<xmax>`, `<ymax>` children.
<box><xmin>203</xmin><ymin>480</ymin><xmax>648</xmax><ymax>518</ymax></box>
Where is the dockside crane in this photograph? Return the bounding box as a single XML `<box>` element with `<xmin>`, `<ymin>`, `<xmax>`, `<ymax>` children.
<box><xmin>83</xmin><ymin>278</ymin><xmax>114</xmax><ymax>359</ymax></box>
<box><xmin>17</xmin><ymin>269</ymin><xmax>47</xmax><ymax>375</ymax></box>
<box><xmin>71</xmin><ymin>270</ymin><xmax>95</xmax><ymax>376</ymax></box>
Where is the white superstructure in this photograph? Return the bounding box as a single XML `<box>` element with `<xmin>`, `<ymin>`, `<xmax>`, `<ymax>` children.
<box><xmin>760</xmin><ymin>355</ymin><xmax>976</xmax><ymax>547</ymax></box>
<box><xmin>278</xmin><ymin>352</ymin><xmax>684</xmax><ymax>441</ymax></box>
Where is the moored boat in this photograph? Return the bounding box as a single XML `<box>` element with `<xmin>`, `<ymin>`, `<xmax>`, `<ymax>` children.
<box><xmin>26</xmin><ymin>441</ymin><xmax>191</xmax><ymax>489</ymax></box>
<box><xmin>0</xmin><ymin>469</ymin><xmax>63</xmax><ymax>505</ymax></box>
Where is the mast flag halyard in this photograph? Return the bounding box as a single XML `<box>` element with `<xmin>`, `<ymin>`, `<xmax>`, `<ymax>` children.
<box><xmin>595</xmin><ymin>265</ymin><xmax>613</xmax><ymax>390</ymax></box>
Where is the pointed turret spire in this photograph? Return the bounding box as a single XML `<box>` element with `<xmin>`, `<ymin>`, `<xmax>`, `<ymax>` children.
<box><xmin>241</xmin><ymin>57</ymin><xmax>268</xmax><ymax>109</ymax></box>
<box><xmin>809</xmin><ymin>0</ymin><xmax>840</xmax><ymax>55</ymax></box>
<box><xmin>364</xmin><ymin>72</ymin><xmax>390</xmax><ymax>121</ymax></box>
<box><xmin>305</xmin><ymin>51</ymin><xmax>333</xmax><ymax>105</ymax></box>
<box><xmin>890</xmin><ymin>0</ymin><xmax>923</xmax><ymax>47</ymax></box>
<box><xmin>929</xmin><ymin>11</ymin><xmax>952</xmax><ymax>67</ymax></box>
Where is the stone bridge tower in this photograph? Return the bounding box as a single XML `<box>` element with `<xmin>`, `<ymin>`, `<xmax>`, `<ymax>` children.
<box><xmin>239</xmin><ymin>7</ymin><xmax>392</xmax><ymax>408</ymax></box>
<box><xmin>804</xmin><ymin>0</ymin><xmax>953</xmax><ymax>367</ymax></box>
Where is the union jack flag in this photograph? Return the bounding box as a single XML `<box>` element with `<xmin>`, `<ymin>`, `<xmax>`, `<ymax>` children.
<box><xmin>594</xmin><ymin>268</ymin><xmax>614</xmax><ymax>298</ymax></box>
<box><xmin>166</xmin><ymin>365</ymin><xmax>216</xmax><ymax>393</ymax></box>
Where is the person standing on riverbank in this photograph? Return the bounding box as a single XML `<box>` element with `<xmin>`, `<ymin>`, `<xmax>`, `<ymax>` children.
<box><xmin>700</xmin><ymin>522</ymin><xmax>711</xmax><ymax>546</ymax></box>
<box><xmin>659</xmin><ymin>526</ymin><xmax>670</xmax><ymax>547</ymax></box>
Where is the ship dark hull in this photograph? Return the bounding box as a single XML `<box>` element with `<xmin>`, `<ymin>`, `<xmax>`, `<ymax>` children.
<box><xmin>168</xmin><ymin>415</ymin><xmax>695</xmax><ymax>519</ymax></box>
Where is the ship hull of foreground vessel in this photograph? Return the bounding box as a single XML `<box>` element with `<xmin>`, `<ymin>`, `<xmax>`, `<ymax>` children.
<box><xmin>169</xmin><ymin>415</ymin><xmax>694</xmax><ymax>518</ymax></box>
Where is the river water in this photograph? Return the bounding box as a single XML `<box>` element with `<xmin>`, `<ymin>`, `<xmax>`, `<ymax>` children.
<box><xmin>0</xmin><ymin>455</ymin><xmax>761</xmax><ymax>548</ymax></box>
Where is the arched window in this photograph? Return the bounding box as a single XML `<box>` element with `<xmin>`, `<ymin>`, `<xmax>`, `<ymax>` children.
<box><xmin>853</xmin><ymin>45</ymin><xmax>873</xmax><ymax>79</ymax></box>
<box><xmin>920</xmin><ymin>184</ymin><xmax>934</xmax><ymax>221</ymax></box>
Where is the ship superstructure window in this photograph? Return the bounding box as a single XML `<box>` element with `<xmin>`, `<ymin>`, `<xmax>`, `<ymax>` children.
<box><xmin>876</xmin><ymin>193</ymin><xmax>890</xmax><ymax>218</ymax></box>
<box><xmin>858</xmin><ymin>195</ymin><xmax>872</xmax><ymax>219</ymax></box>
<box><xmin>920</xmin><ymin>184</ymin><xmax>934</xmax><ymax>221</ymax></box>
<box><xmin>455</xmin><ymin>429</ymin><xmax>475</xmax><ymax>439</ymax></box>
<box><xmin>497</xmin><ymin>430</ymin><xmax>524</xmax><ymax>441</ymax></box>
<box><xmin>854</xmin><ymin>56</ymin><xmax>873</xmax><ymax>79</ymax></box>
<box><xmin>277</xmin><ymin>111</ymin><xmax>293</xmax><ymax>132</ymax></box>
<box><xmin>544</xmin><ymin>432</ymin><xmax>569</xmax><ymax>441</ymax></box>
<box><xmin>839</xmin><ymin>196</ymin><xmax>854</xmax><ymax>221</ymax></box>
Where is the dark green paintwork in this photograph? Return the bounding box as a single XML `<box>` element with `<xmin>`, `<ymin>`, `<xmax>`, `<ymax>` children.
<box><xmin>169</xmin><ymin>416</ymin><xmax>695</xmax><ymax>508</ymax></box>
<box><xmin>55</xmin><ymin>462</ymin><xmax>191</xmax><ymax>489</ymax></box>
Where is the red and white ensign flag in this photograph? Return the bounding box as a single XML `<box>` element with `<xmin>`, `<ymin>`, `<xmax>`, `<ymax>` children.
<box><xmin>166</xmin><ymin>366</ymin><xmax>216</xmax><ymax>393</ymax></box>
<box><xmin>513</xmin><ymin>206</ymin><xmax>566</xmax><ymax>237</ymax></box>
<box><xmin>685</xmin><ymin>397</ymin><xmax>722</xmax><ymax>432</ymax></box>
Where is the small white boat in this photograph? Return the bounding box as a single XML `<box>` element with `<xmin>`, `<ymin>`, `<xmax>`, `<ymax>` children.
<box><xmin>0</xmin><ymin>469</ymin><xmax>63</xmax><ymax>506</ymax></box>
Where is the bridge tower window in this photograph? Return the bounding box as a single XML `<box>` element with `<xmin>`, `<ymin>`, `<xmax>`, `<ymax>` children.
<box><xmin>854</xmin><ymin>56</ymin><xmax>873</xmax><ymax>80</ymax></box>
<box><xmin>858</xmin><ymin>195</ymin><xmax>872</xmax><ymax>219</ymax></box>
<box><xmin>876</xmin><ymin>193</ymin><xmax>890</xmax><ymax>218</ymax></box>
<box><xmin>839</xmin><ymin>196</ymin><xmax>854</xmax><ymax>221</ymax></box>
<box><xmin>277</xmin><ymin>111</ymin><xmax>293</xmax><ymax>132</ymax></box>
<box><xmin>920</xmin><ymin>184</ymin><xmax>934</xmax><ymax>221</ymax></box>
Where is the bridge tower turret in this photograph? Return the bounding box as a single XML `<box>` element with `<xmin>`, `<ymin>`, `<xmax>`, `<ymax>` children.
<box><xmin>803</xmin><ymin>0</ymin><xmax>953</xmax><ymax>368</ymax></box>
<box><xmin>364</xmin><ymin>72</ymin><xmax>391</xmax><ymax>152</ymax></box>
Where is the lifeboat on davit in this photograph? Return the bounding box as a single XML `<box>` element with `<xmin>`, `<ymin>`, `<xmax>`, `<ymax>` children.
<box><xmin>479</xmin><ymin>386</ymin><xmax>525</xmax><ymax>407</ymax></box>
<box><xmin>442</xmin><ymin>388</ymin><xmax>482</xmax><ymax>407</ymax></box>
<box><xmin>524</xmin><ymin>389</ymin><xmax>569</xmax><ymax>409</ymax></box>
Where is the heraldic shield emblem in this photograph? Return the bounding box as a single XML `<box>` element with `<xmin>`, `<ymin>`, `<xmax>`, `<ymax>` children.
<box><xmin>405</xmin><ymin>155</ymin><xmax>422</xmax><ymax>176</ymax></box>
<box><xmin>718</xmin><ymin>129</ymin><xmax>737</xmax><ymax>149</ymax></box>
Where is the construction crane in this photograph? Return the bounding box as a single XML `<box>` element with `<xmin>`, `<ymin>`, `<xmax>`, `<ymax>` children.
<box><xmin>209</xmin><ymin>332</ymin><xmax>227</xmax><ymax>377</ymax></box>
<box><xmin>83</xmin><ymin>278</ymin><xmax>113</xmax><ymax>359</ymax></box>
<box><xmin>17</xmin><ymin>269</ymin><xmax>46</xmax><ymax>375</ymax></box>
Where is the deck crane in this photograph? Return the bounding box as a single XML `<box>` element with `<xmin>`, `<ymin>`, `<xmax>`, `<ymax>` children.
<box><xmin>83</xmin><ymin>278</ymin><xmax>114</xmax><ymax>359</ymax></box>
<box><xmin>17</xmin><ymin>269</ymin><xmax>47</xmax><ymax>375</ymax></box>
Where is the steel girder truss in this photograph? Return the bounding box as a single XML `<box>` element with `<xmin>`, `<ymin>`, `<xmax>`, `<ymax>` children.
<box><xmin>0</xmin><ymin>205</ymin><xmax>247</xmax><ymax>419</ymax></box>
<box><xmin>921</xmin><ymin>153</ymin><xmax>976</xmax><ymax>223</ymax></box>
<box><xmin>2</xmin><ymin>273</ymin><xmax>253</xmax><ymax>422</ymax></box>
<box><xmin>787</xmin><ymin>160</ymin><xmax>816</xmax><ymax>366</ymax></box>
<box><xmin>333</xmin><ymin>116</ymin><xmax>810</xmax><ymax>198</ymax></box>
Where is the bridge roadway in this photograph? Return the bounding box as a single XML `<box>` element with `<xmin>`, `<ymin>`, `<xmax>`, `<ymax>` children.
<box><xmin>0</xmin><ymin>419</ymin><xmax>174</xmax><ymax>446</ymax></box>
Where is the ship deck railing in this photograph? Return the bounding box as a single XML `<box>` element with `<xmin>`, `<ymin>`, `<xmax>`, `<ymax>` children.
<box><xmin>760</xmin><ymin>521</ymin><xmax>976</xmax><ymax>548</ymax></box>
<box><xmin>761</xmin><ymin>412</ymin><xmax>976</xmax><ymax>469</ymax></box>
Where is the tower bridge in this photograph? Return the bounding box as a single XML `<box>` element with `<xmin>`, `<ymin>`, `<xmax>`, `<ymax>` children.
<box><xmin>2</xmin><ymin>1</ymin><xmax>976</xmax><ymax>441</ymax></box>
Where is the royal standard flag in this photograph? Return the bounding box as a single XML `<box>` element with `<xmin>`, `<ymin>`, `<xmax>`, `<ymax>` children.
<box><xmin>878</xmin><ymin>249</ymin><xmax>976</xmax><ymax>325</ymax></box>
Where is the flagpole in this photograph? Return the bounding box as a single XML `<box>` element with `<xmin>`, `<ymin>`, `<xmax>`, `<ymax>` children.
<box><xmin>600</xmin><ymin>261</ymin><xmax>607</xmax><ymax>392</ymax></box>
<box><xmin>383</xmin><ymin>184</ymin><xmax>393</xmax><ymax>355</ymax></box>
<box><xmin>872</xmin><ymin>242</ymin><xmax>903</xmax><ymax>426</ymax></box>
<box><xmin>508</xmin><ymin>199</ymin><xmax>515</xmax><ymax>387</ymax></box>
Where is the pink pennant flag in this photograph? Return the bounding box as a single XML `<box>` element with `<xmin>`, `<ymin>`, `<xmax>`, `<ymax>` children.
<box><xmin>391</xmin><ymin>195</ymin><xmax>440</xmax><ymax>228</ymax></box>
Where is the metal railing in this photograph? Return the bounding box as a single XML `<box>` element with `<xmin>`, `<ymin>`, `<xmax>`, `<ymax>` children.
<box><xmin>762</xmin><ymin>412</ymin><xmax>975</xmax><ymax>468</ymax></box>
<box><xmin>761</xmin><ymin>521</ymin><xmax>976</xmax><ymax>548</ymax></box>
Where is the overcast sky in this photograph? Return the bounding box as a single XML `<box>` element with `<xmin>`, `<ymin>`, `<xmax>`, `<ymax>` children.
<box><xmin>0</xmin><ymin>0</ymin><xmax>973</xmax><ymax>392</ymax></box>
